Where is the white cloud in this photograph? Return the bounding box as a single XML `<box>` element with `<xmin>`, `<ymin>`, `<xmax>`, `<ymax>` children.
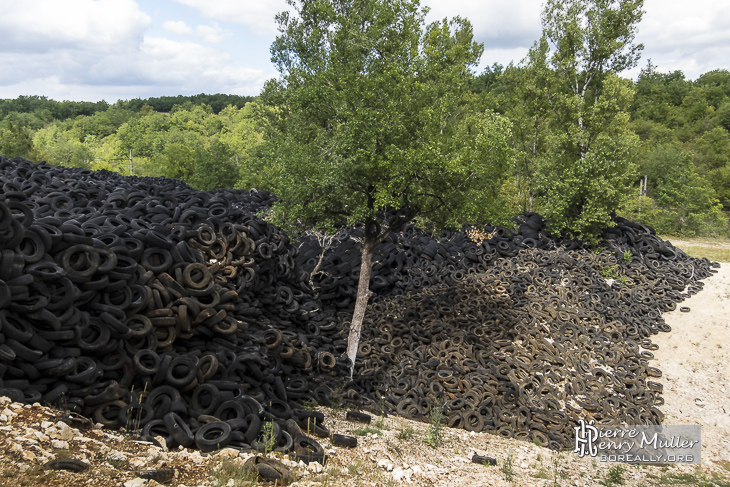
<box><xmin>196</xmin><ymin>23</ymin><xmax>226</xmax><ymax>43</ymax></box>
<box><xmin>172</xmin><ymin>0</ymin><xmax>291</xmax><ymax>36</ymax></box>
<box><xmin>0</xmin><ymin>0</ymin><xmax>151</xmax><ymax>53</ymax></box>
<box><xmin>635</xmin><ymin>0</ymin><xmax>730</xmax><ymax>79</ymax></box>
<box><xmin>424</xmin><ymin>0</ymin><xmax>542</xmax><ymax>47</ymax></box>
<box><xmin>163</xmin><ymin>20</ymin><xmax>192</xmax><ymax>35</ymax></box>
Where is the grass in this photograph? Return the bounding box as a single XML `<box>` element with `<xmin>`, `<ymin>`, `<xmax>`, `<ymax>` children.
<box><xmin>373</xmin><ymin>415</ymin><xmax>390</xmax><ymax>431</ymax></box>
<box><xmin>353</xmin><ymin>426</ymin><xmax>382</xmax><ymax>436</ymax></box>
<box><xmin>657</xmin><ymin>465</ymin><xmax>730</xmax><ymax>487</ymax></box>
<box><xmin>500</xmin><ymin>450</ymin><xmax>515</xmax><ymax>483</ymax></box>
<box><xmin>396</xmin><ymin>425</ymin><xmax>415</xmax><ymax>440</ymax></box>
<box><xmin>602</xmin><ymin>464</ymin><xmax>625</xmax><ymax>487</ymax></box>
<box><xmin>210</xmin><ymin>459</ymin><xmax>259</xmax><ymax>487</ymax></box>
<box><xmin>423</xmin><ymin>402</ymin><xmax>445</xmax><ymax>449</ymax></box>
<box><xmin>660</xmin><ymin>235</ymin><xmax>730</xmax><ymax>262</ymax></box>
<box><xmin>348</xmin><ymin>460</ymin><xmax>365</xmax><ymax>476</ymax></box>
<box><xmin>0</xmin><ymin>463</ymin><xmax>57</xmax><ymax>487</ymax></box>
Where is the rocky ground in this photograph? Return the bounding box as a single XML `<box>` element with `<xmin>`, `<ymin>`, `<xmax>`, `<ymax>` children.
<box><xmin>1</xmin><ymin>266</ymin><xmax>729</xmax><ymax>487</ymax></box>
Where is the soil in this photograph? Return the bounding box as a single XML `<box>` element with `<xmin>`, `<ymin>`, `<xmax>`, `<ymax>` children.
<box><xmin>1</xmin><ymin>266</ymin><xmax>729</xmax><ymax>487</ymax></box>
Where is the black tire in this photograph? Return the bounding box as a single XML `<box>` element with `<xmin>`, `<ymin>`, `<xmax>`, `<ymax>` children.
<box><xmin>345</xmin><ymin>411</ymin><xmax>372</xmax><ymax>424</ymax></box>
<box><xmin>195</xmin><ymin>421</ymin><xmax>232</xmax><ymax>452</ymax></box>
<box><xmin>163</xmin><ymin>412</ymin><xmax>195</xmax><ymax>448</ymax></box>
<box><xmin>331</xmin><ymin>433</ymin><xmax>357</xmax><ymax>448</ymax></box>
<box><xmin>472</xmin><ymin>455</ymin><xmax>497</xmax><ymax>466</ymax></box>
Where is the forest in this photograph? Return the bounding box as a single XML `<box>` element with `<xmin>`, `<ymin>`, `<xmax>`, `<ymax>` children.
<box><xmin>0</xmin><ymin>68</ymin><xmax>728</xmax><ymax>238</ymax></box>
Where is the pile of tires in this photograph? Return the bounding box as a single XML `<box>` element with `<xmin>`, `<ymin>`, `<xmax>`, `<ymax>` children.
<box><xmin>0</xmin><ymin>156</ymin><xmax>719</xmax><ymax>451</ymax></box>
<box><xmin>300</xmin><ymin>216</ymin><xmax>718</xmax><ymax>449</ymax></box>
<box><xmin>0</xmin><ymin>156</ymin><xmax>346</xmax><ymax>452</ymax></box>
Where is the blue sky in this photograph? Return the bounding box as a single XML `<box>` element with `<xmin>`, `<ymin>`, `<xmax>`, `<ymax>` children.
<box><xmin>0</xmin><ymin>0</ymin><xmax>729</xmax><ymax>102</ymax></box>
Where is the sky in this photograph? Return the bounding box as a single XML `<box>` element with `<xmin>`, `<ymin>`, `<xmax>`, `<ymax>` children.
<box><xmin>0</xmin><ymin>0</ymin><xmax>729</xmax><ymax>103</ymax></box>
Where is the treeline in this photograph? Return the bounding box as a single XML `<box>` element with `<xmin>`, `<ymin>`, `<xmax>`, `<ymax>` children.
<box><xmin>0</xmin><ymin>95</ymin><xmax>260</xmax><ymax>192</ymax></box>
<box><xmin>0</xmin><ymin>69</ymin><xmax>728</xmax><ymax>237</ymax></box>
<box><xmin>473</xmin><ymin>62</ymin><xmax>729</xmax><ymax>237</ymax></box>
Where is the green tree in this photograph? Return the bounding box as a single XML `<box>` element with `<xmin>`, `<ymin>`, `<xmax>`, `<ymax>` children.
<box><xmin>0</xmin><ymin>121</ymin><xmax>40</xmax><ymax>160</ymax></box>
<box><xmin>495</xmin><ymin>38</ymin><xmax>553</xmax><ymax>212</ymax></box>
<box><xmin>538</xmin><ymin>0</ymin><xmax>644</xmax><ymax>241</ymax></box>
<box><xmin>263</xmin><ymin>0</ymin><xmax>511</xmax><ymax>375</ymax></box>
<box><xmin>621</xmin><ymin>144</ymin><xmax>726</xmax><ymax>235</ymax></box>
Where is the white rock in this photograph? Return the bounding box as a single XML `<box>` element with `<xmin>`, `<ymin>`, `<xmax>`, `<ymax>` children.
<box><xmin>392</xmin><ymin>467</ymin><xmax>406</xmax><ymax>482</ymax></box>
<box><xmin>123</xmin><ymin>479</ymin><xmax>147</xmax><ymax>487</ymax></box>
<box><xmin>0</xmin><ymin>415</ymin><xmax>7</xmax><ymax>423</ymax></box>
<box><xmin>34</xmin><ymin>431</ymin><xmax>50</xmax><ymax>442</ymax></box>
<box><xmin>41</xmin><ymin>421</ymin><xmax>54</xmax><ymax>430</ymax></box>
<box><xmin>107</xmin><ymin>449</ymin><xmax>128</xmax><ymax>462</ymax></box>
<box><xmin>21</xmin><ymin>450</ymin><xmax>36</xmax><ymax>462</ymax></box>
<box><xmin>412</xmin><ymin>465</ymin><xmax>423</xmax><ymax>476</ymax></box>
<box><xmin>51</xmin><ymin>440</ymin><xmax>69</xmax><ymax>449</ymax></box>
<box><xmin>377</xmin><ymin>459</ymin><xmax>394</xmax><ymax>471</ymax></box>
<box><xmin>213</xmin><ymin>448</ymin><xmax>239</xmax><ymax>460</ymax></box>
<box><xmin>55</xmin><ymin>422</ymin><xmax>75</xmax><ymax>441</ymax></box>
<box><xmin>308</xmin><ymin>461</ymin><xmax>323</xmax><ymax>474</ymax></box>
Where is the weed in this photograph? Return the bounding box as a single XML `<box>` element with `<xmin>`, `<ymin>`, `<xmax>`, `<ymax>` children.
<box><xmin>623</xmin><ymin>250</ymin><xmax>633</xmax><ymax>263</ymax></box>
<box><xmin>531</xmin><ymin>467</ymin><xmax>550</xmax><ymax>479</ymax></box>
<box><xmin>354</xmin><ymin>426</ymin><xmax>382</xmax><ymax>436</ymax></box>
<box><xmin>602</xmin><ymin>464</ymin><xmax>625</xmax><ymax>487</ymax></box>
<box><xmin>124</xmin><ymin>383</ymin><xmax>148</xmax><ymax>433</ymax></box>
<box><xmin>551</xmin><ymin>453</ymin><xmax>566</xmax><ymax>487</ymax></box>
<box><xmin>397</xmin><ymin>425</ymin><xmax>415</xmax><ymax>440</ymax></box>
<box><xmin>348</xmin><ymin>460</ymin><xmax>365</xmax><ymax>476</ymax></box>
<box><xmin>600</xmin><ymin>266</ymin><xmax>619</xmax><ymax>280</ymax></box>
<box><xmin>659</xmin><ymin>466</ymin><xmax>730</xmax><ymax>487</ymax></box>
<box><xmin>210</xmin><ymin>459</ymin><xmax>258</xmax><ymax>487</ymax></box>
<box><xmin>373</xmin><ymin>415</ymin><xmax>389</xmax><ymax>431</ymax></box>
<box><xmin>260</xmin><ymin>420</ymin><xmax>277</xmax><ymax>455</ymax></box>
<box><xmin>423</xmin><ymin>401</ymin><xmax>445</xmax><ymax>449</ymax></box>
<box><xmin>500</xmin><ymin>450</ymin><xmax>515</xmax><ymax>483</ymax></box>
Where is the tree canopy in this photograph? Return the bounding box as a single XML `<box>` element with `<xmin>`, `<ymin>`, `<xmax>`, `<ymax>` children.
<box><xmin>260</xmin><ymin>0</ymin><xmax>512</xmax><ymax>373</ymax></box>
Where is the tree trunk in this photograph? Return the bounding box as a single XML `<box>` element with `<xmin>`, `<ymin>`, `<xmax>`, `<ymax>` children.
<box><xmin>346</xmin><ymin>238</ymin><xmax>375</xmax><ymax>378</ymax></box>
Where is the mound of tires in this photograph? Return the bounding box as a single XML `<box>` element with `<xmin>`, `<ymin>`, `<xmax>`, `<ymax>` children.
<box><xmin>297</xmin><ymin>206</ymin><xmax>718</xmax><ymax>449</ymax></box>
<box><xmin>0</xmin><ymin>156</ymin><xmax>719</xmax><ymax>451</ymax></box>
<box><xmin>0</xmin><ymin>156</ymin><xmax>346</xmax><ymax>453</ymax></box>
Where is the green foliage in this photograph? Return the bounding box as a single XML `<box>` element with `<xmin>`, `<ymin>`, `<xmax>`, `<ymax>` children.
<box><xmin>259</xmin><ymin>0</ymin><xmax>512</xmax><ymax>233</ymax></box>
<box><xmin>396</xmin><ymin>425</ymin><xmax>415</xmax><ymax>440</ymax></box>
<box><xmin>353</xmin><ymin>426</ymin><xmax>382</xmax><ymax>436</ymax></box>
<box><xmin>210</xmin><ymin>459</ymin><xmax>259</xmax><ymax>487</ymax></box>
<box><xmin>602</xmin><ymin>464</ymin><xmax>625</xmax><ymax>487</ymax></box>
<box><xmin>500</xmin><ymin>450</ymin><xmax>515</xmax><ymax>482</ymax></box>
<box><xmin>423</xmin><ymin>402</ymin><xmax>445</xmax><ymax>448</ymax></box>
<box><xmin>600</xmin><ymin>266</ymin><xmax>619</xmax><ymax>280</ymax></box>
<box><xmin>536</xmin><ymin>0</ymin><xmax>645</xmax><ymax>242</ymax></box>
<box><xmin>0</xmin><ymin>120</ymin><xmax>41</xmax><ymax>161</ymax></box>
<box><xmin>260</xmin><ymin>421</ymin><xmax>277</xmax><ymax>455</ymax></box>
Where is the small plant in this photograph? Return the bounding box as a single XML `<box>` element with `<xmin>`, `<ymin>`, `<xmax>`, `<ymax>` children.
<box><xmin>348</xmin><ymin>460</ymin><xmax>365</xmax><ymax>476</ymax></box>
<box><xmin>373</xmin><ymin>415</ymin><xmax>389</xmax><ymax>431</ymax></box>
<box><xmin>260</xmin><ymin>420</ymin><xmax>277</xmax><ymax>455</ymax></box>
<box><xmin>397</xmin><ymin>425</ymin><xmax>415</xmax><ymax>440</ymax></box>
<box><xmin>423</xmin><ymin>401</ymin><xmax>445</xmax><ymax>448</ymax></box>
<box><xmin>603</xmin><ymin>464</ymin><xmax>625</xmax><ymax>487</ymax></box>
<box><xmin>353</xmin><ymin>426</ymin><xmax>382</xmax><ymax>436</ymax></box>
<box><xmin>500</xmin><ymin>450</ymin><xmax>515</xmax><ymax>483</ymax></box>
<box><xmin>623</xmin><ymin>250</ymin><xmax>633</xmax><ymax>263</ymax></box>
<box><xmin>210</xmin><ymin>459</ymin><xmax>258</xmax><ymax>487</ymax></box>
<box><xmin>600</xmin><ymin>266</ymin><xmax>619</xmax><ymax>280</ymax></box>
<box><xmin>551</xmin><ymin>453</ymin><xmax>565</xmax><ymax>487</ymax></box>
